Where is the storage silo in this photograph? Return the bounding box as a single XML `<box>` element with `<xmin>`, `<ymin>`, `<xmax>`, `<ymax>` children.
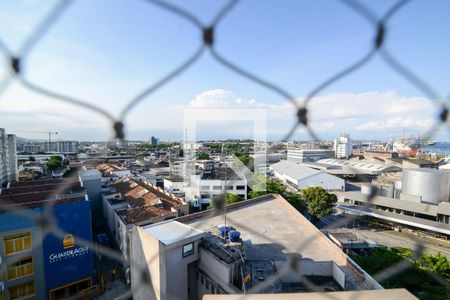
<box><xmin>401</xmin><ymin>169</ymin><xmax>450</xmax><ymax>204</ymax></box>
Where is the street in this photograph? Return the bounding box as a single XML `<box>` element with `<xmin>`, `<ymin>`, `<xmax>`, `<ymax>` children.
<box><xmin>319</xmin><ymin>210</ymin><xmax>450</xmax><ymax>259</ymax></box>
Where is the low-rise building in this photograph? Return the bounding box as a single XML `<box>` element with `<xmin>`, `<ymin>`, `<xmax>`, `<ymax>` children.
<box><xmin>130</xmin><ymin>194</ymin><xmax>382</xmax><ymax>300</ymax></box>
<box><xmin>270</xmin><ymin>160</ymin><xmax>345</xmax><ymax>191</ymax></box>
<box><xmin>187</xmin><ymin>167</ymin><xmax>247</xmax><ymax>208</ymax></box>
<box><xmin>0</xmin><ymin>179</ymin><xmax>95</xmax><ymax>299</ymax></box>
<box><xmin>101</xmin><ymin>176</ymin><xmax>189</xmax><ymax>278</ymax></box>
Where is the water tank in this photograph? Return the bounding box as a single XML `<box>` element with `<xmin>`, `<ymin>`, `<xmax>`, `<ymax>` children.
<box><xmin>228</xmin><ymin>230</ymin><xmax>241</xmax><ymax>242</ymax></box>
<box><xmin>218</xmin><ymin>225</ymin><xmax>233</xmax><ymax>237</ymax></box>
<box><xmin>402</xmin><ymin>169</ymin><xmax>450</xmax><ymax>204</ymax></box>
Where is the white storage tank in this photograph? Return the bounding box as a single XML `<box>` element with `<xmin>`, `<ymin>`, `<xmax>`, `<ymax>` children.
<box><xmin>401</xmin><ymin>169</ymin><xmax>450</xmax><ymax>204</ymax></box>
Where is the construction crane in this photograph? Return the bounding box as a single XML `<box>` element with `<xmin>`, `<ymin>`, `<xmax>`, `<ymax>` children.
<box><xmin>19</xmin><ymin>131</ymin><xmax>58</xmax><ymax>144</ymax></box>
<box><xmin>17</xmin><ymin>130</ymin><xmax>58</xmax><ymax>151</ymax></box>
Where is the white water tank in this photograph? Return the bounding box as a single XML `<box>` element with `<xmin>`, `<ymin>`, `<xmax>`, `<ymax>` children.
<box><xmin>401</xmin><ymin>169</ymin><xmax>450</xmax><ymax>204</ymax></box>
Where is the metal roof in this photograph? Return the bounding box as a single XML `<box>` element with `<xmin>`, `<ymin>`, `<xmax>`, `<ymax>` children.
<box><xmin>317</xmin><ymin>159</ymin><xmax>401</xmax><ymax>175</ymax></box>
<box><xmin>270</xmin><ymin>160</ymin><xmax>323</xmax><ymax>180</ymax></box>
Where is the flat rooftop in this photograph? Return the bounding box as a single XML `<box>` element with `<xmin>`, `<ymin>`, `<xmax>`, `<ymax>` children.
<box><xmin>178</xmin><ymin>195</ymin><xmax>380</xmax><ymax>290</ymax></box>
<box><xmin>183</xmin><ymin>197</ymin><xmax>335</xmax><ymax>261</ymax></box>
<box><xmin>143</xmin><ymin>220</ymin><xmax>204</xmax><ymax>245</ymax></box>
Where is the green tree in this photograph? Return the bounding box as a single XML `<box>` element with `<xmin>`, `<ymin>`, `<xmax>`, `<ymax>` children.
<box><xmin>225</xmin><ymin>193</ymin><xmax>243</xmax><ymax>204</ymax></box>
<box><xmin>283</xmin><ymin>191</ymin><xmax>307</xmax><ymax>213</ymax></box>
<box><xmin>248</xmin><ymin>178</ymin><xmax>285</xmax><ymax>198</ymax></box>
<box><xmin>211</xmin><ymin>193</ymin><xmax>244</xmax><ymax>208</ymax></box>
<box><xmin>301</xmin><ymin>186</ymin><xmax>337</xmax><ymax>220</ymax></box>
<box><xmin>45</xmin><ymin>156</ymin><xmax>62</xmax><ymax>173</ymax></box>
<box><xmin>197</xmin><ymin>153</ymin><xmax>210</xmax><ymax>160</ymax></box>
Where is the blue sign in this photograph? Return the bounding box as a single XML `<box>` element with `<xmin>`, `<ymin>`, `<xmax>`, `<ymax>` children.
<box><xmin>43</xmin><ymin>200</ymin><xmax>94</xmax><ymax>291</ymax></box>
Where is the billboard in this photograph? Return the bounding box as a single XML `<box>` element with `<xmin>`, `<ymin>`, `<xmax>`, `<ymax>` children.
<box><xmin>43</xmin><ymin>200</ymin><xmax>94</xmax><ymax>291</ymax></box>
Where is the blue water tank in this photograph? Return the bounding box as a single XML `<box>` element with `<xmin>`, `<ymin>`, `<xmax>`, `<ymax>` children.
<box><xmin>218</xmin><ymin>225</ymin><xmax>232</xmax><ymax>237</ymax></box>
<box><xmin>228</xmin><ymin>230</ymin><xmax>241</xmax><ymax>242</ymax></box>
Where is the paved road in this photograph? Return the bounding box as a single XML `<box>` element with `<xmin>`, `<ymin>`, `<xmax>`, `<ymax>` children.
<box><xmin>320</xmin><ymin>211</ymin><xmax>450</xmax><ymax>259</ymax></box>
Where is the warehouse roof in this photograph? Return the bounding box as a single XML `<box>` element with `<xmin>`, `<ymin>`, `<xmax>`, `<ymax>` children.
<box><xmin>270</xmin><ymin>160</ymin><xmax>322</xmax><ymax>180</ymax></box>
<box><xmin>317</xmin><ymin>159</ymin><xmax>401</xmax><ymax>175</ymax></box>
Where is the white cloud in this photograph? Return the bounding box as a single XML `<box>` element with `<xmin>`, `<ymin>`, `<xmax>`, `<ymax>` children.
<box><xmin>0</xmin><ymin>85</ymin><xmax>442</xmax><ymax>140</ymax></box>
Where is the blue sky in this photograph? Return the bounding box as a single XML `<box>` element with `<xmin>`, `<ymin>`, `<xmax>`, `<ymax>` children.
<box><xmin>0</xmin><ymin>0</ymin><xmax>449</xmax><ymax>142</ymax></box>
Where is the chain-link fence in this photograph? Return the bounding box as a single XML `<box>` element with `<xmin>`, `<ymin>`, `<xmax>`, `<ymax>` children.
<box><xmin>0</xmin><ymin>0</ymin><xmax>449</xmax><ymax>299</ymax></box>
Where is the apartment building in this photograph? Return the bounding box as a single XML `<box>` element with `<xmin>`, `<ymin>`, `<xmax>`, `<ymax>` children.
<box><xmin>334</xmin><ymin>134</ymin><xmax>353</xmax><ymax>159</ymax></box>
<box><xmin>45</xmin><ymin>141</ymin><xmax>79</xmax><ymax>153</ymax></box>
<box><xmin>0</xmin><ymin>179</ymin><xmax>94</xmax><ymax>299</ymax></box>
<box><xmin>101</xmin><ymin>176</ymin><xmax>188</xmax><ymax>280</ymax></box>
<box><xmin>0</xmin><ymin>128</ymin><xmax>18</xmax><ymax>184</ymax></box>
<box><xmin>130</xmin><ymin>194</ymin><xmax>383</xmax><ymax>300</ymax></box>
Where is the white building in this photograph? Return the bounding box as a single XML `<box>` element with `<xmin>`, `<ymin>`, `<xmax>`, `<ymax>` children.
<box><xmin>186</xmin><ymin>168</ymin><xmax>247</xmax><ymax>208</ymax></box>
<box><xmin>334</xmin><ymin>134</ymin><xmax>353</xmax><ymax>159</ymax></box>
<box><xmin>170</xmin><ymin>159</ymin><xmax>195</xmax><ymax>179</ymax></box>
<box><xmin>46</xmin><ymin>140</ymin><xmax>79</xmax><ymax>153</ymax></box>
<box><xmin>270</xmin><ymin>160</ymin><xmax>345</xmax><ymax>191</ymax></box>
<box><xmin>0</xmin><ymin>128</ymin><xmax>18</xmax><ymax>184</ymax></box>
<box><xmin>287</xmin><ymin>149</ymin><xmax>334</xmax><ymax>163</ymax></box>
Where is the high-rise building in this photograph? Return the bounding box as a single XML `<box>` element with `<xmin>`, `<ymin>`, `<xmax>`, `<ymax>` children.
<box><xmin>45</xmin><ymin>141</ymin><xmax>79</xmax><ymax>153</ymax></box>
<box><xmin>0</xmin><ymin>128</ymin><xmax>18</xmax><ymax>184</ymax></box>
<box><xmin>334</xmin><ymin>133</ymin><xmax>353</xmax><ymax>159</ymax></box>
<box><xmin>150</xmin><ymin>136</ymin><xmax>159</xmax><ymax>145</ymax></box>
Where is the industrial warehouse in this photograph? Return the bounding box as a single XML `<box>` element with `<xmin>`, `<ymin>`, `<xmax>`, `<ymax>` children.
<box><xmin>339</xmin><ymin>168</ymin><xmax>450</xmax><ymax>236</ymax></box>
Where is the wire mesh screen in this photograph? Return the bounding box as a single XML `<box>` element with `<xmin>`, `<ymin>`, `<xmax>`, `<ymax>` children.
<box><xmin>0</xmin><ymin>0</ymin><xmax>449</xmax><ymax>299</ymax></box>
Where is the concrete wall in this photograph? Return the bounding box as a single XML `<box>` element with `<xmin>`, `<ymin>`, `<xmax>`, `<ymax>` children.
<box><xmin>130</xmin><ymin>226</ymin><xmax>161</xmax><ymax>300</ymax></box>
<box><xmin>275</xmin><ymin>261</ymin><xmax>346</xmax><ymax>290</ymax></box>
<box><xmin>197</xmin><ymin>248</ymin><xmax>231</xmax><ymax>285</ymax></box>
<box><xmin>161</xmin><ymin>238</ymin><xmax>203</xmax><ymax>300</ymax></box>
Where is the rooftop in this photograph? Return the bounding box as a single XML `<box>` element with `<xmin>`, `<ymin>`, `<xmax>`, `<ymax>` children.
<box><xmin>201</xmin><ymin>167</ymin><xmax>243</xmax><ymax>181</ymax></box>
<box><xmin>0</xmin><ymin>178</ymin><xmax>86</xmax><ymax>210</ymax></box>
<box><xmin>270</xmin><ymin>160</ymin><xmax>322</xmax><ymax>180</ymax></box>
<box><xmin>317</xmin><ymin>159</ymin><xmax>401</xmax><ymax>175</ymax></box>
<box><xmin>177</xmin><ymin>195</ymin><xmax>380</xmax><ymax>290</ymax></box>
<box><xmin>143</xmin><ymin>220</ymin><xmax>204</xmax><ymax>245</ymax></box>
<box><xmin>112</xmin><ymin>177</ymin><xmax>187</xmax><ymax>224</ymax></box>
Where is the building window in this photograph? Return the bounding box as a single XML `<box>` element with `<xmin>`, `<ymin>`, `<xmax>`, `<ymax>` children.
<box><xmin>182</xmin><ymin>242</ymin><xmax>194</xmax><ymax>258</ymax></box>
<box><xmin>205</xmin><ymin>280</ymin><xmax>209</xmax><ymax>290</ymax></box>
<box><xmin>3</xmin><ymin>233</ymin><xmax>32</xmax><ymax>256</ymax></box>
<box><xmin>200</xmin><ymin>275</ymin><xmax>204</xmax><ymax>285</ymax></box>
<box><xmin>7</xmin><ymin>257</ymin><xmax>34</xmax><ymax>280</ymax></box>
<box><xmin>8</xmin><ymin>281</ymin><xmax>35</xmax><ymax>299</ymax></box>
<box><xmin>212</xmin><ymin>186</ymin><xmax>222</xmax><ymax>190</ymax></box>
<box><xmin>236</xmin><ymin>185</ymin><xmax>245</xmax><ymax>190</ymax></box>
<box><xmin>200</xmin><ymin>186</ymin><xmax>210</xmax><ymax>190</ymax></box>
<box><xmin>225</xmin><ymin>185</ymin><xmax>233</xmax><ymax>190</ymax></box>
<box><xmin>49</xmin><ymin>278</ymin><xmax>92</xmax><ymax>300</ymax></box>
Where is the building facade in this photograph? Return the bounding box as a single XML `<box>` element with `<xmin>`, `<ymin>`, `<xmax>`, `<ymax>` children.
<box><xmin>0</xmin><ymin>128</ymin><xmax>18</xmax><ymax>184</ymax></box>
<box><xmin>0</xmin><ymin>179</ymin><xmax>94</xmax><ymax>300</ymax></box>
<box><xmin>334</xmin><ymin>134</ymin><xmax>352</xmax><ymax>159</ymax></box>
<box><xmin>45</xmin><ymin>141</ymin><xmax>79</xmax><ymax>153</ymax></box>
<box><xmin>287</xmin><ymin>149</ymin><xmax>335</xmax><ymax>163</ymax></box>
